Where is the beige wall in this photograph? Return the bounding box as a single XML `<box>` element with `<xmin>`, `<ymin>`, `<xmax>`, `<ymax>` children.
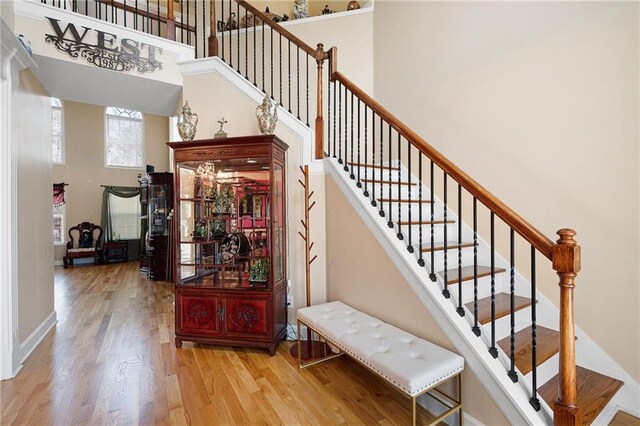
<box><xmin>373</xmin><ymin>1</ymin><xmax>640</xmax><ymax>380</ymax></box>
<box><xmin>0</xmin><ymin>0</ymin><xmax>15</xmax><ymax>32</ymax></box>
<box><xmin>181</xmin><ymin>70</ymin><xmax>328</xmax><ymax>315</ymax></box>
<box><xmin>325</xmin><ymin>176</ymin><xmax>508</xmax><ymax>425</ymax></box>
<box><xmin>16</xmin><ymin>69</ymin><xmax>54</xmax><ymax>342</ymax></box>
<box><xmin>53</xmin><ymin>101</ymin><xmax>170</xmax><ymax>262</ymax></box>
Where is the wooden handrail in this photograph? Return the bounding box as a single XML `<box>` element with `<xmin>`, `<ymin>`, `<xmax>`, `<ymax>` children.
<box><xmin>332</xmin><ymin>71</ymin><xmax>555</xmax><ymax>260</ymax></box>
<box><xmin>234</xmin><ymin>0</ymin><xmax>328</xmax><ymax>59</ymax></box>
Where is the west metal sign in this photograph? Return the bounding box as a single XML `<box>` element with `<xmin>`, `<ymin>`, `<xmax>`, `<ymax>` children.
<box><xmin>44</xmin><ymin>17</ymin><xmax>163</xmax><ymax>73</ymax></box>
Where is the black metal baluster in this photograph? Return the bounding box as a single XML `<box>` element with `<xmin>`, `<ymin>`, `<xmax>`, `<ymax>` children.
<box><xmin>333</xmin><ymin>80</ymin><xmax>337</xmax><ymax>158</ymax></box>
<box><xmin>327</xmin><ymin>73</ymin><xmax>332</xmax><ymax>158</ymax></box>
<box><xmin>253</xmin><ymin>16</ymin><xmax>256</xmax><ymax>86</ymax></box>
<box><xmin>429</xmin><ymin>161</ymin><xmax>436</xmax><ymax>281</ymax></box>
<box><xmin>124</xmin><ymin>0</ymin><xmax>126</xmax><ymax>27</ymax></box>
<box><xmin>236</xmin><ymin>2</ymin><xmax>240</xmax><ymax>72</ymax></box>
<box><xmin>296</xmin><ymin>47</ymin><xmax>300</xmax><ymax>119</ymax></box>
<box><xmin>245</xmin><ymin>9</ymin><xmax>248</xmax><ymax>78</ymax></box>
<box><xmin>457</xmin><ymin>184</ymin><xmax>464</xmax><ymax>316</ymax></box>
<box><xmin>418</xmin><ymin>153</ymin><xmax>424</xmax><ymax>266</ymax></box>
<box><xmin>227</xmin><ymin>1</ymin><xmax>232</xmax><ymax>65</ymax></box>
<box><xmin>387</xmin><ymin>125</ymin><xmax>393</xmax><ymax>228</ymax></box>
<box><xmin>134</xmin><ymin>0</ymin><xmax>138</xmax><ymax>30</ymax></box>
<box><xmin>472</xmin><ymin>197</ymin><xmax>480</xmax><ymax>336</ymax></box>
<box><xmin>202</xmin><ymin>0</ymin><xmax>205</xmax><ymax>57</ymax></box>
<box><xmin>489</xmin><ymin>212</ymin><xmax>498</xmax><ymax>358</ymax></box>
<box><xmin>363</xmin><ymin>105</ymin><xmax>369</xmax><ymax>197</ymax></box>
<box><xmin>442</xmin><ymin>173</ymin><xmax>450</xmax><ymax>298</ymax></box>
<box><xmin>337</xmin><ymin>81</ymin><xmax>342</xmax><ymax>164</ymax></box>
<box><xmin>279</xmin><ymin>34</ymin><xmax>282</xmax><ymax>105</ymax></box>
<box><xmin>344</xmin><ymin>85</ymin><xmax>348</xmax><ymax>170</ymax></box>
<box><xmin>349</xmin><ymin>93</ymin><xmax>354</xmax><ymax>179</ymax></box>
<box><xmin>261</xmin><ymin>22</ymin><xmax>265</xmax><ymax>89</ymax></box>
<box><xmin>306</xmin><ymin>54</ymin><xmax>309</xmax><ymax>125</ymax></box>
<box><xmin>529</xmin><ymin>247</ymin><xmax>541</xmax><ymax>410</ymax></box>
<box><xmin>407</xmin><ymin>139</ymin><xmax>413</xmax><ymax>251</ymax></box>
<box><xmin>221</xmin><ymin>0</ymin><xmax>225</xmax><ymax>61</ymax></box>
<box><xmin>288</xmin><ymin>41</ymin><xmax>291</xmax><ymax>111</ymax></box>
<box><xmin>192</xmin><ymin>1</ymin><xmax>195</xmax><ymax>51</ymax></box>
<box><xmin>396</xmin><ymin>133</ymin><xmax>402</xmax><ymax>240</ymax></box>
<box><xmin>157</xmin><ymin>0</ymin><xmax>160</xmax><ymax>36</ymax></box>
<box><xmin>370</xmin><ymin>109</ymin><xmax>376</xmax><ymax>206</ymax></box>
<box><xmin>356</xmin><ymin>99</ymin><xmax>361</xmax><ymax>187</ymax></box>
<box><xmin>508</xmin><ymin>228</ymin><xmax>518</xmax><ymax>382</ymax></box>
<box><xmin>379</xmin><ymin>117</ymin><xmax>384</xmax><ymax>217</ymax></box>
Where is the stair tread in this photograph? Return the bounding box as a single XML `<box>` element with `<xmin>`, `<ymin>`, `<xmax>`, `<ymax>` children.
<box><xmin>378</xmin><ymin>198</ymin><xmax>432</xmax><ymax>203</ymax></box>
<box><xmin>465</xmin><ymin>293</ymin><xmax>533</xmax><ymax>325</ymax></box>
<box><xmin>439</xmin><ymin>265</ymin><xmax>506</xmax><ymax>285</ymax></box>
<box><xmin>361</xmin><ymin>179</ymin><xmax>417</xmax><ymax>186</ymax></box>
<box><xmin>538</xmin><ymin>365</ymin><xmax>624</xmax><ymax>425</ymax></box>
<box><xmin>610</xmin><ymin>411</ymin><xmax>640</xmax><ymax>426</ymax></box>
<box><xmin>421</xmin><ymin>241</ymin><xmax>476</xmax><ymax>253</ymax></box>
<box><xmin>497</xmin><ymin>325</ymin><xmax>561</xmax><ymax>375</ymax></box>
<box><xmin>348</xmin><ymin>162</ymin><xmax>400</xmax><ymax>170</ymax></box>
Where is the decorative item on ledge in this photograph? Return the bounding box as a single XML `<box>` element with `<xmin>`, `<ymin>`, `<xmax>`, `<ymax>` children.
<box><xmin>177</xmin><ymin>101</ymin><xmax>198</xmax><ymax>141</ymax></box>
<box><xmin>249</xmin><ymin>258</ymin><xmax>270</xmax><ymax>285</ymax></box>
<box><xmin>256</xmin><ymin>95</ymin><xmax>278</xmax><ymax>134</ymax></box>
<box><xmin>214</xmin><ymin>117</ymin><xmax>228</xmax><ymax>138</ymax></box>
<box><xmin>225</xmin><ymin>12</ymin><xmax>238</xmax><ymax>30</ymax></box>
<box><xmin>321</xmin><ymin>5</ymin><xmax>336</xmax><ymax>15</ymax></box>
<box><xmin>347</xmin><ymin>0</ymin><xmax>361</xmax><ymax>10</ymax></box>
<box><xmin>293</xmin><ymin>0</ymin><xmax>308</xmax><ymax>19</ymax></box>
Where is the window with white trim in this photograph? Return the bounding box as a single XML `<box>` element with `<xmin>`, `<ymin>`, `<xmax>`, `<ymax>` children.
<box><xmin>52</xmin><ymin>98</ymin><xmax>64</xmax><ymax>164</ymax></box>
<box><xmin>105</xmin><ymin>107</ymin><xmax>144</xmax><ymax>168</ymax></box>
<box><xmin>108</xmin><ymin>193</ymin><xmax>141</xmax><ymax>240</ymax></box>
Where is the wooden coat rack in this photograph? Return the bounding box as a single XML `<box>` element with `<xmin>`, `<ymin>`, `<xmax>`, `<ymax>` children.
<box><xmin>290</xmin><ymin>165</ymin><xmax>327</xmax><ymax>359</ymax></box>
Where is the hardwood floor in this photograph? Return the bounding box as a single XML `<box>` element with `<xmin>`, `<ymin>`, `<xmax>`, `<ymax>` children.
<box><xmin>0</xmin><ymin>262</ymin><xmax>439</xmax><ymax>425</ymax></box>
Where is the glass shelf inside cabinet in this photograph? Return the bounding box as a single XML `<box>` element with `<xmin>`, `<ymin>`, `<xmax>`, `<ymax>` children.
<box><xmin>176</xmin><ymin>158</ymin><xmax>272</xmax><ymax>290</ymax></box>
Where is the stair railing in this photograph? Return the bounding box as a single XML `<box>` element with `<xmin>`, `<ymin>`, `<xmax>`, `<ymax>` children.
<box><xmin>213</xmin><ymin>3</ymin><xmax>582</xmax><ymax>424</ymax></box>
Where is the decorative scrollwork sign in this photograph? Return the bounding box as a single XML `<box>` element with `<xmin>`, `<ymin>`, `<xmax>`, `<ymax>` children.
<box><xmin>44</xmin><ymin>17</ymin><xmax>163</xmax><ymax>73</ymax></box>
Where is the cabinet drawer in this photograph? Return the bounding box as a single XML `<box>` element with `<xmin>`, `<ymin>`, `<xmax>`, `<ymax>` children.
<box><xmin>225</xmin><ymin>296</ymin><xmax>269</xmax><ymax>337</ymax></box>
<box><xmin>176</xmin><ymin>293</ymin><xmax>222</xmax><ymax>336</ymax></box>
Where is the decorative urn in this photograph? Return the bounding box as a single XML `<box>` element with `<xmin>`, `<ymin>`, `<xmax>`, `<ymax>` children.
<box><xmin>177</xmin><ymin>101</ymin><xmax>198</xmax><ymax>141</ymax></box>
<box><xmin>256</xmin><ymin>95</ymin><xmax>278</xmax><ymax>135</ymax></box>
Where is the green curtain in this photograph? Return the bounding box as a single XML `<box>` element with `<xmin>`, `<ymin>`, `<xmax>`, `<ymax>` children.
<box><xmin>101</xmin><ymin>185</ymin><xmax>141</xmax><ymax>244</ymax></box>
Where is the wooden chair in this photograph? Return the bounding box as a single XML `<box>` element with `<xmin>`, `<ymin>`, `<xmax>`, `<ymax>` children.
<box><xmin>63</xmin><ymin>222</ymin><xmax>103</xmax><ymax>268</ymax></box>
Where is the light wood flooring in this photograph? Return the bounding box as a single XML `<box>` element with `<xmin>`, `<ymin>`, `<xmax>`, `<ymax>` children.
<box><xmin>0</xmin><ymin>262</ymin><xmax>440</xmax><ymax>425</ymax></box>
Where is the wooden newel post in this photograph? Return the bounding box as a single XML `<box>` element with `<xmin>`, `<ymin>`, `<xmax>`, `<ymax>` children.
<box><xmin>314</xmin><ymin>43</ymin><xmax>325</xmax><ymax>160</ymax></box>
<box><xmin>208</xmin><ymin>0</ymin><xmax>219</xmax><ymax>57</ymax></box>
<box><xmin>552</xmin><ymin>228</ymin><xmax>581</xmax><ymax>426</ymax></box>
<box><xmin>167</xmin><ymin>0</ymin><xmax>176</xmax><ymax>41</ymax></box>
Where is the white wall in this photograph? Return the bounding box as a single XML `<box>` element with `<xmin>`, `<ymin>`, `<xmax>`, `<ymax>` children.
<box><xmin>373</xmin><ymin>1</ymin><xmax>640</xmax><ymax>381</ymax></box>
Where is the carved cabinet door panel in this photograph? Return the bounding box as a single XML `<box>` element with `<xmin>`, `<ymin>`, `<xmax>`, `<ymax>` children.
<box><xmin>177</xmin><ymin>293</ymin><xmax>222</xmax><ymax>336</ymax></box>
<box><xmin>224</xmin><ymin>296</ymin><xmax>269</xmax><ymax>338</ymax></box>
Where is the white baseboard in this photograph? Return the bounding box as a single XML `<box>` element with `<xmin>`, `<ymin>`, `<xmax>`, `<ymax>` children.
<box><xmin>53</xmin><ymin>260</ymin><xmax>63</xmax><ymax>266</ymax></box>
<box><xmin>463</xmin><ymin>412</ymin><xmax>485</xmax><ymax>426</ymax></box>
<box><xmin>16</xmin><ymin>311</ymin><xmax>57</xmax><ymax>370</ymax></box>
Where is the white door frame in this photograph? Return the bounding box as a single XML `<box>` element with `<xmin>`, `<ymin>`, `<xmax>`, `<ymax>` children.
<box><xmin>0</xmin><ymin>18</ymin><xmax>36</xmax><ymax>380</ymax></box>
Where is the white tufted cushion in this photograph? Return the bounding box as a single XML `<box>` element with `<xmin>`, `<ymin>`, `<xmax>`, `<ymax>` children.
<box><xmin>298</xmin><ymin>301</ymin><xmax>464</xmax><ymax>396</ymax></box>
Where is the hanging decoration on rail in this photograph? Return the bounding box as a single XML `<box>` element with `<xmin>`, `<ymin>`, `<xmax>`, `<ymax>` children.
<box><xmin>44</xmin><ymin>17</ymin><xmax>163</xmax><ymax>73</ymax></box>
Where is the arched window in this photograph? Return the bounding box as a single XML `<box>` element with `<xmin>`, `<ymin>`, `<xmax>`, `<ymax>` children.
<box><xmin>105</xmin><ymin>107</ymin><xmax>144</xmax><ymax>168</ymax></box>
<box><xmin>52</xmin><ymin>98</ymin><xmax>64</xmax><ymax>164</ymax></box>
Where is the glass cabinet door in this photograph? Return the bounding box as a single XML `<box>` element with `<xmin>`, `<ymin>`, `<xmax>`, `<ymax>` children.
<box><xmin>149</xmin><ymin>183</ymin><xmax>169</xmax><ymax>236</ymax></box>
<box><xmin>175</xmin><ymin>158</ymin><xmax>272</xmax><ymax>289</ymax></box>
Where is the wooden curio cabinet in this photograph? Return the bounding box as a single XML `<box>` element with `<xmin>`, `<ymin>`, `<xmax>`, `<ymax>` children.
<box><xmin>169</xmin><ymin>135</ymin><xmax>288</xmax><ymax>355</ymax></box>
<box><xmin>139</xmin><ymin>172</ymin><xmax>173</xmax><ymax>281</ymax></box>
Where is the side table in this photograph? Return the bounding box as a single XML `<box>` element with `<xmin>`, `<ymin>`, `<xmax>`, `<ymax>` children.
<box><xmin>103</xmin><ymin>241</ymin><xmax>128</xmax><ymax>263</ymax></box>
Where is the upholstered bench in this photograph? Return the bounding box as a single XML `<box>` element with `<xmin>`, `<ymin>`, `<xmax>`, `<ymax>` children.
<box><xmin>297</xmin><ymin>301</ymin><xmax>464</xmax><ymax>426</ymax></box>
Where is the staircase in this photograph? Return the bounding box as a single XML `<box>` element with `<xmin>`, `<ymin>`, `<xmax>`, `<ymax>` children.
<box><xmin>327</xmin><ymin>158</ymin><xmax>635</xmax><ymax>424</ymax></box>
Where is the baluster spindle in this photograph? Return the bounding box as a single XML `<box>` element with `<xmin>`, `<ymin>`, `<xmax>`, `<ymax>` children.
<box><xmin>306</xmin><ymin>55</ymin><xmax>309</xmax><ymax>125</ymax></box>
<box><xmin>337</xmin><ymin>81</ymin><xmax>342</xmax><ymax>163</ymax></box>
<box><xmin>407</xmin><ymin>140</ymin><xmax>413</xmax><ymax>252</ymax></box>
<box><xmin>253</xmin><ymin>17</ymin><xmax>257</xmax><ymax>86</ymax></box>
<box><xmin>344</xmin><ymin>85</ymin><xmax>348</xmax><ymax>170</ymax></box>
<box><xmin>327</xmin><ymin>74</ymin><xmax>332</xmax><ymax>158</ymax></box>
<box><xmin>201</xmin><ymin>0</ymin><xmax>205</xmax><ymax>57</ymax></box>
<box><xmin>236</xmin><ymin>2</ymin><xmax>240</xmax><ymax>72</ymax></box>
<box><xmin>378</xmin><ymin>116</ymin><xmax>384</xmax><ymax>214</ymax></box>
<box><xmin>245</xmin><ymin>10</ymin><xmax>248</xmax><ymax>78</ymax></box>
<box><xmin>429</xmin><ymin>161</ymin><xmax>436</xmax><ymax>281</ymax></box>
<box><xmin>156</xmin><ymin>0</ymin><xmax>160</xmax><ymax>36</ymax></box>
<box><xmin>261</xmin><ymin>23</ymin><xmax>265</xmax><ymax>89</ymax></box>
<box><xmin>187</xmin><ymin>1</ymin><xmax>191</xmax><ymax>45</ymax></box>
<box><xmin>529</xmin><ymin>246</ymin><xmax>541</xmax><ymax>410</ymax></box>
<box><xmin>220</xmin><ymin>0</ymin><xmax>224</xmax><ymax>61</ymax></box>
<box><xmin>356</xmin><ymin>100</ymin><xmax>361</xmax><ymax>187</ymax></box>
<box><xmin>296</xmin><ymin>47</ymin><xmax>300</xmax><ymax>119</ymax></box>
<box><xmin>271</xmin><ymin>27</ymin><xmax>274</xmax><ymax>97</ymax></box>
<box><xmin>396</xmin><ymin>133</ymin><xmax>402</xmax><ymax>240</ymax></box>
<box><xmin>363</xmin><ymin>105</ymin><xmax>369</xmax><ymax>197</ymax></box>
<box><xmin>472</xmin><ymin>197</ymin><xmax>480</xmax><ymax>336</ymax></box>
<box><xmin>442</xmin><ymin>172</ymin><xmax>450</xmax><ymax>298</ymax></box>
<box><xmin>288</xmin><ymin>41</ymin><xmax>291</xmax><ymax>111</ymax></box>
<box><xmin>417</xmin><ymin>153</ymin><xmax>424</xmax><ymax>266</ymax></box>
<box><xmin>349</xmin><ymin>93</ymin><xmax>354</xmax><ymax>179</ymax></box>
<box><xmin>508</xmin><ymin>228</ymin><xmax>518</xmax><ymax>382</ymax></box>
<box><xmin>333</xmin><ymin>80</ymin><xmax>337</xmax><ymax>158</ymax></box>
<box><xmin>387</xmin><ymin>125</ymin><xmax>393</xmax><ymax>228</ymax></box>
<box><xmin>489</xmin><ymin>212</ymin><xmax>498</xmax><ymax>358</ymax></box>
<box><xmin>457</xmin><ymin>184</ymin><xmax>464</xmax><ymax>316</ymax></box>
<box><xmin>279</xmin><ymin>34</ymin><xmax>282</xmax><ymax>104</ymax></box>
